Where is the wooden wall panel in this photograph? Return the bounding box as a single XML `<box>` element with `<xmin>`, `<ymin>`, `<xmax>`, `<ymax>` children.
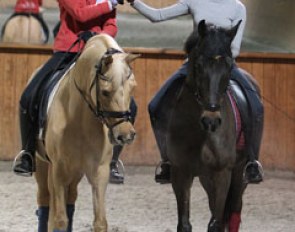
<box><xmin>0</xmin><ymin>44</ymin><xmax>295</xmax><ymax>172</ymax></box>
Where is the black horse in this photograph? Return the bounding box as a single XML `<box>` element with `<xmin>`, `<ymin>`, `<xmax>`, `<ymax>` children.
<box><xmin>164</xmin><ymin>20</ymin><xmax>263</xmax><ymax>232</ymax></box>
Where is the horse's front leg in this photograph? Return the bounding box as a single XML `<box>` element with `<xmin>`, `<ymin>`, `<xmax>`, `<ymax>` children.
<box><xmin>171</xmin><ymin>165</ymin><xmax>194</xmax><ymax>232</ymax></box>
<box><xmin>48</xmin><ymin>164</ymin><xmax>68</xmax><ymax>232</ymax></box>
<box><xmin>86</xmin><ymin>162</ymin><xmax>110</xmax><ymax>232</ymax></box>
<box><xmin>35</xmin><ymin>157</ymin><xmax>50</xmax><ymax>232</ymax></box>
<box><xmin>200</xmin><ymin>169</ymin><xmax>232</xmax><ymax>232</ymax></box>
<box><xmin>66</xmin><ymin>175</ymin><xmax>83</xmax><ymax>232</ymax></box>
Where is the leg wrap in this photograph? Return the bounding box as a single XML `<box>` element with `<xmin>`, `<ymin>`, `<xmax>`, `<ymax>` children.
<box><xmin>66</xmin><ymin>204</ymin><xmax>75</xmax><ymax>232</ymax></box>
<box><xmin>229</xmin><ymin>212</ymin><xmax>241</xmax><ymax>232</ymax></box>
<box><xmin>36</xmin><ymin>206</ymin><xmax>49</xmax><ymax>232</ymax></box>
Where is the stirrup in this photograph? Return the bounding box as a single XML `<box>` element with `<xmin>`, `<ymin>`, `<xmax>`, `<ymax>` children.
<box><xmin>155</xmin><ymin>161</ymin><xmax>171</xmax><ymax>184</ymax></box>
<box><xmin>109</xmin><ymin>159</ymin><xmax>125</xmax><ymax>184</ymax></box>
<box><xmin>243</xmin><ymin>160</ymin><xmax>264</xmax><ymax>183</ymax></box>
<box><xmin>12</xmin><ymin>150</ymin><xmax>34</xmax><ymax>177</ymax></box>
<box><xmin>154</xmin><ymin>161</ymin><xmax>170</xmax><ymax>176</ymax></box>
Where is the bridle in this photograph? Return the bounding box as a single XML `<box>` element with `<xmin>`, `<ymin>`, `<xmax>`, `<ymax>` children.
<box><xmin>186</xmin><ymin>54</ymin><xmax>234</xmax><ymax>112</ymax></box>
<box><xmin>74</xmin><ymin>48</ymin><xmax>133</xmax><ymax>130</ymax></box>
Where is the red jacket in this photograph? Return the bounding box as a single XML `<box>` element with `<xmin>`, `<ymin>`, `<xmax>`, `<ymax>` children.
<box><xmin>14</xmin><ymin>0</ymin><xmax>42</xmax><ymax>14</ymax></box>
<box><xmin>53</xmin><ymin>0</ymin><xmax>117</xmax><ymax>52</ymax></box>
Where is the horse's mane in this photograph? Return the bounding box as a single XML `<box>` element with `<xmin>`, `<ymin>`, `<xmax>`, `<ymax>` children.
<box><xmin>84</xmin><ymin>34</ymin><xmax>122</xmax><ymax>53</ymax></box>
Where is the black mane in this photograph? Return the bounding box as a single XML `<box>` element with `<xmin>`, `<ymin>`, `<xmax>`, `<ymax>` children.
<box><xmin>184</xmin><ymin>20</ymin><xmax>242</xmax><ymax>58</ymax></box>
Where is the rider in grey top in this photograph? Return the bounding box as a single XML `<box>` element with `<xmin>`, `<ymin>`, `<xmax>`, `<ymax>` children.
<box><xmin>127</xmin><ymin>0</ymin><xmax>264</xmax><ymax>184</ymax></box>
<box><xmin>131</xmin><ymin>0</ymin><xmax>246</xmax><ymax>58</ymax></box>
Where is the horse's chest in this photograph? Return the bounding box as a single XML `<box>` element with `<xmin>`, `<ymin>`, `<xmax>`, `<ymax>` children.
<box><xmin>201</xmin><ymin>138</ymin><xmax>236</xmax><ymax>170</ymax></box>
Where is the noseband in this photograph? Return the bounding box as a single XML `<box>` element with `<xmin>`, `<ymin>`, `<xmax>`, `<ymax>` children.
<box><xmin>74</xmin><ymin>48</ymin><xmax>132</xmax><ymax>129</ymax></box>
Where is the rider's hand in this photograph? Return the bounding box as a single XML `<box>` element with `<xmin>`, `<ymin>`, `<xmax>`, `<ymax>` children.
<box><xmin>109</xmin><ymin>0</ymin><xmax>118</xmax><ymax>8</ymax></box>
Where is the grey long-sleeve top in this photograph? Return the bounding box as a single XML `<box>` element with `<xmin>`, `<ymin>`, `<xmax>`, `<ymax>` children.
<box><xmin>132</xmin><ymin>0</ymin><xmax>246</xmax><ymax>58</ymax></box>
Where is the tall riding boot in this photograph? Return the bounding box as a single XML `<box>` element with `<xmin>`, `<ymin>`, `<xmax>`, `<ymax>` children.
<box><xmin>109</xmin><ymin>145</ymin><xmax>124</xmax><ymax>184</ymax></box>
<box><xmin>13</xmin><ymin>107</ymin><xmax>37</xmax><ymax>176</ymax></box>
<box><xmin>36</xmin><ymin>206</ymin><xmax>49</xmax><ymax>232</ymax></box>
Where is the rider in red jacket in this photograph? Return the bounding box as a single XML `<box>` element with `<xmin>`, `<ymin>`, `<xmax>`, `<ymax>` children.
<box><xmin>54</xmin><ymin>0</ymin><xmax>117</xmax><ymax>52</ymax></box>
<box><xmin>1</xmin><ymin>0</ymin><xmax>49</xmax><ymax>43</ymax></box>
<box><xmin>14</xmin><ymin>0</ymin><xmax>42</xmax><ymax>14</ymax></box>
<box><xmin>13</xmin><ymin>0</ymin><xmax>119</xmax><ymax>179</ymax></box>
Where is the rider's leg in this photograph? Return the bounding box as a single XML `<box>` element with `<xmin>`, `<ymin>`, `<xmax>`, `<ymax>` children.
<box><xmin>109</xmin><ymin>98</ymin><xmax>137</xmax><ymax>184</ymax></box>
<box><xmin>231</xmin><ymin>66</ymin><xmax>264</xmax><ymax>183</ymax></box>
<box><xmin>13</xmin><ymin>105</ymin><xmax>38</xmax><ymax>176</ymax></box>
<box><xmin>110</xmin><ymin>145</ymin><xmax>124</xmax><ymax>184</ymax></box>
<box><xmin>149</xmin><ymin>62</ymin><xmax>188</xmax><ymax>183</ymax></box>
<box><xmin>13</xmin><ymin>52</ymin><xmax>76</xmax><ymax>176</ymax></box>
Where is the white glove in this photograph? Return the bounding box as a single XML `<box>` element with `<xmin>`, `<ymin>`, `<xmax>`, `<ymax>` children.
<box><xmin>109</xmin><ymin>0</ymin><xmax>118</xmax><ymax>8</ymax></box>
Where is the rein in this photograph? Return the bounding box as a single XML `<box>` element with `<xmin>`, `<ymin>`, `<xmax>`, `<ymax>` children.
<box><xmin>74</xmin><ymin>48</ymin><xmax>132</xmax><ymax>129</ymax></box>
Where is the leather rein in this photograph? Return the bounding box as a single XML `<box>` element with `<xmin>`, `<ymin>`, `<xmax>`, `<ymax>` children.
<box><xmin>74</xmin><ymin>48</ymin><xmax>133</xmax><ymax>130</ymax></box>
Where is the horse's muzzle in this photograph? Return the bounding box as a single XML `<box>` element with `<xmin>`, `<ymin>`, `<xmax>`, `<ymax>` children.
<box><xmin>109</xmin><ymin>124</ymin><xmax>136</xmax><ymax>145</ymax></box>
<box><xmin>200</xmin><ymin>111</ymin><xmax>222</xmax><ymax>132</ymax></box>
<box><xmin>116</xmin><ymin>130</ymin><xmax>136</xmax><ymax>145</ymax></box>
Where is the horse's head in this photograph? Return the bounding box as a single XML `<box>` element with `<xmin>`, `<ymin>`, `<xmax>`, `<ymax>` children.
<box><xmin>92</xmin><ymin>48</ymin><xmax>140</xmax><ymax>145</ymax></box>
<box><xmin>75</xmin><ymin>36</ymin><xmax>140</xmax><ymax>145</ymax></box>
<box><xmin>185</xmin><ymin>20</ymin><xmax>241</xmax><ymax>132</ymax></box>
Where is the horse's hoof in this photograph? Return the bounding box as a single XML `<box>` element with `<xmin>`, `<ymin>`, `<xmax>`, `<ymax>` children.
<box><xmin>177</xmin><ymin>224</ymin><xmax>192</xmax><ymax>232</ymax></box>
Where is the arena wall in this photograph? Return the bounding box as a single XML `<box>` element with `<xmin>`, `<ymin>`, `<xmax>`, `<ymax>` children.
<box><xmin>0</xmin><ymin>44</ymin><xmax>294</xmax><ymax>172</ymax></box>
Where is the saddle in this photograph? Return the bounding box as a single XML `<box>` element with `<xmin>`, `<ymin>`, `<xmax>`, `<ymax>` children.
<box><xmin>227</xmin><ymin>80</ymin><xmax>248</xmax><ymax>150</ymax></box>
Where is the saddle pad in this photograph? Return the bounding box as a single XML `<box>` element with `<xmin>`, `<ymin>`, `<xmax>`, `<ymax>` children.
<box><xmin>227</xmin><ymin>90</ymin><xmax>245</xmax><ymax>150</ymax></box>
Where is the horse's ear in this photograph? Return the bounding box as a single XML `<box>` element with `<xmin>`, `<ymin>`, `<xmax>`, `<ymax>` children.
<box><xmin>198</xmin><ymin>20</ymin><xmax>207</xmax><ymax>37</ymax></box>
<box><xmin>226</xmin><ymin>20</ymin><xmax>242</xmax><ymax>41</ymax></box>
<box><xmin>125</xmin><ymin>53</ymin><xmax>141</xmax><ymax>64</ymax></box>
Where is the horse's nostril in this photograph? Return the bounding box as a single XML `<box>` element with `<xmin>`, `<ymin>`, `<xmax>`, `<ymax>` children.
<box><xmin>130</xmin><ymin>131</ymin><xmax>136</xmax><ymax>140</ymax></box>
<box><xmin>117</xmin><ymin>135</ymin><xmax>124</xmax><ymax>142</ymax></box>
<box><xmin>201</xmin><ymin>116</ymin><xmax>222</xmax><ymax>132</ymax></box>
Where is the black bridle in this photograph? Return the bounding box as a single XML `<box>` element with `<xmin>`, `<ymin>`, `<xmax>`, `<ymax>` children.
<box><xmin>186</xmin><ymin>54</ymin><xmax>234</xmax><ymax>112</ymax></box>
<box><xmin>74</xmin><ymin>48</ymin><xmax>133</xmax><ymax>129</ymax></box>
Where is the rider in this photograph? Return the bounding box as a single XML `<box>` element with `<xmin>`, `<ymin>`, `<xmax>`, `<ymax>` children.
<box><xmin>12</xmin><ymin>0</ymin><xmax>130</xmax><ymax>181</ymax></box>
<box><xmin>126</xmin><ymin>0</ymin><xmax>264</xmax><ymax>184</ymax></box>
<box><xmin>1</xmin><ymin>0</ymin><xmax>49</xmax><ymax>43</ymax></box>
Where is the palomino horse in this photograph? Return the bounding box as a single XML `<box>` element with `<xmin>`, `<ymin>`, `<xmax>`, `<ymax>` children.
<box><xmin>1</xmin><ymin>14</ymin><xmax>48</xmax><ymax>44</ymax></box>
<box><xmin>163</xmin><ymin>21</ymin><xmax>263</xmax><ymax>232</ymax></box>
<box><xmin>34</xmin><ymin>34</ymin><xmax>139</xmax><ymax>232</ymax></box>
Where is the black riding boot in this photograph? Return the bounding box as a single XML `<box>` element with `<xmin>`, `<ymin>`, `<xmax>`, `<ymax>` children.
<box><xmin>109</xmin><ymin>145</ymin><xmax>124</xmax><ymax>184</ymax></box>
<box><xmin>13</xmin><ymin>107</ymin><xmax>37</xmax><ymax>176</ymax></box>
